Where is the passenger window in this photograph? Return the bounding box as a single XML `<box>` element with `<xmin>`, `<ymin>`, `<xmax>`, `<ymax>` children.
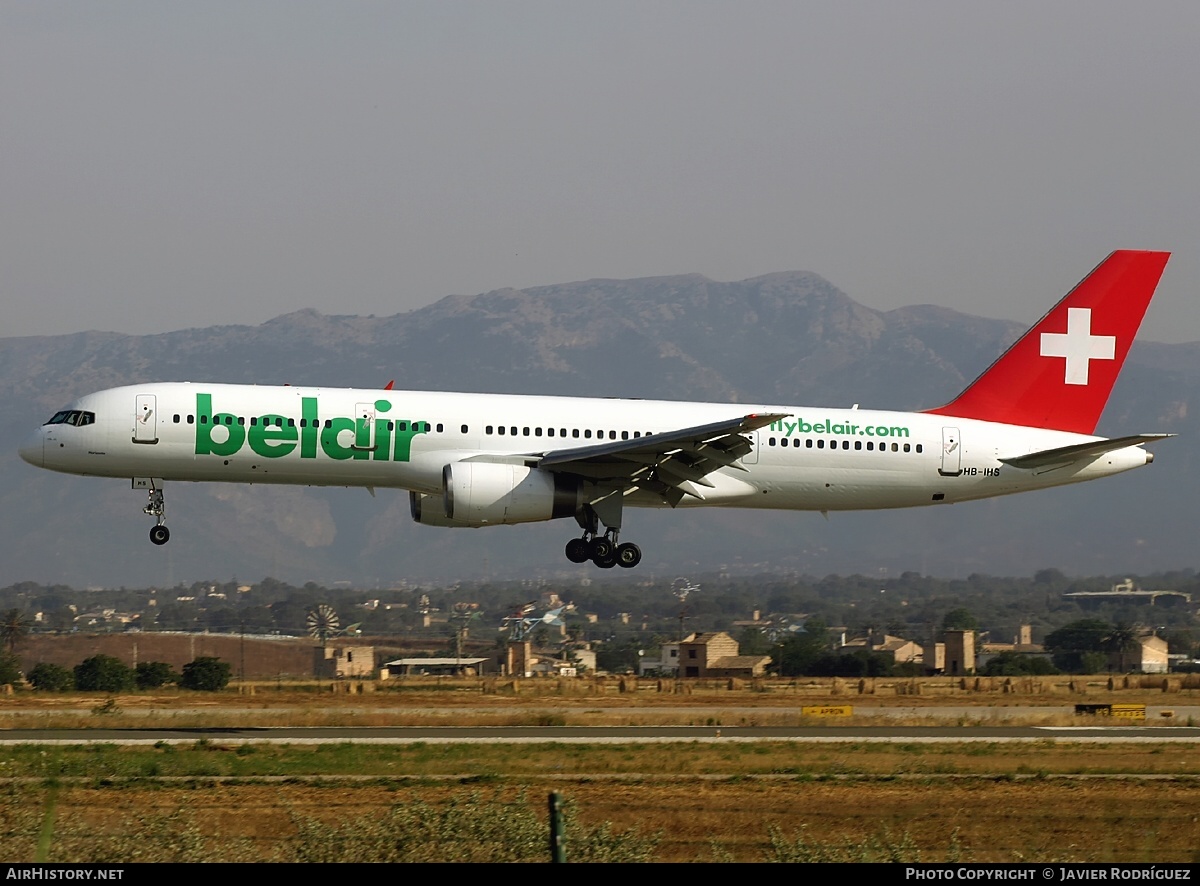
<box><xmin>573</xmin><ymin>429</ymin><xmax>580</xmax><ymax>438</ymax></box>
<box><xmin>621</xmin><ymin>431</ymin><xmax>629</xmax><ymax>440</ymax></box>
<box><xmin>510</xmin><ymin>426</ymin><xmax>517</xmax><ymax>436</ymax></box>
<box><xmin>793</xmin><ymin>438</ymin><xmax>800</xmax><ymax>448</ymax></box>
<box><xmin>769</xmin><ymin>438</ymin><xmax>776</xmax><ymax>446</ymax></box>
<box><xmin>187</xmin><ymin>415</ymin><xmax>194</xmax><ymax>425</ymax></box>
<box><xmin>817</xmin><ymin>439</ymin><xmax>824</xmax><ymax>449</ymax></box>
<box><xmin>916</xmin><ymin>444</ymin><xmax>923</xmax><ymax>453</ymax></box>
<box><xmin>173</xmin><ymin>414</ymin><xmax>180</xmax><ymax>424</ymax></box>
<box><xmin>461</xmin><ymin>424</ymin><xmax>468</xmax><ymax>434</ymax></box>
<box><xmin>854</xmin><ymin>440</ymin><xmax>862</xmax><ymax>450</ymax></box>
<box><xmin>486</xmin><ymin>425</ymin><xmax>493</xmax><ymax>434</ymax></box>
<box><xmin>436</xmin><ymin>423</ymin><xmax>443</xmax><ymax>433</ymax></box>
<box><xmin>584</xmin><ymin>430</ymin><xmax>592</xmax><ymax>439</ymax></box>
<box><xmin>903</xmin><ymin>443</ymin><xmax>911</xmax><ymax>452</ymax></box>
<box><xmin>535</xmin><ymin>428</ymin><xmax>543</xmax><ymax>437</ymax></box>
<box><xmin>498</xmin><ymin>426</ymin><xmax>506</xmax><ymax>435</ymax></box>
<box><xmin>806</xmin><ymin>439</ymin><xmax>813</xmax><ymax>448</ymax></box>
<box><xmin>523</xmin><ymin>427</ymin><xmax>530</xmax><ymax>436</ymax></box>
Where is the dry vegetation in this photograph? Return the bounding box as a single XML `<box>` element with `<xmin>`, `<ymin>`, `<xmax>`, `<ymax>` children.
<box><xmin>2</xmin><ymin>676</ymin><xmax>1200</xmax><ymax>862</ymax></box>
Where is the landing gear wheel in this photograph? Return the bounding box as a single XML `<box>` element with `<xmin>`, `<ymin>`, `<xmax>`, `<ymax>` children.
<box><xmin>565</xmin><ymin>537</ymin><xmax>590</xmax><ymax>563</ymax></box>
<box><xmin>588</xmin><ymin>536</ymin><xmax>614</xmax><ymax>561</ymax></box>
<box><xmin>616</xmin><ymin>542</ymin><xmax>642</xmax><ymax>569</ymax></box>
<box><xmin>149</xmin><ymin>525</ymin><xmax>170</xmax><ymax>546</ymax></box>
<box><xmin>593</xmin><ymin>552</ymin><xmax>617</xmax><ymax>568</ymax></box>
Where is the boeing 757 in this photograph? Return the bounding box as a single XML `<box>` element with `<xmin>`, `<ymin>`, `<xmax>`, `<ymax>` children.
<box><xmin>19</xmin><ymin>250</ymin><xmax>1172</xmax><ymax>569</ymax></box>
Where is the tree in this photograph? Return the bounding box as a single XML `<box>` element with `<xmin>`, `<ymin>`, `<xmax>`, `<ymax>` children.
<box><xmin>180</xmin><ymin>656</ymin><xmax>232</xmax><ymax>691</ymax></box>
<box><xmin>28</xmin><ymin>662</ymin><xmax>74</xmax><ymax>691</ymax></box>
<box><xmin>0</xmin><ymin>609</ymin><xmax>32</xmax><ymax>654</ymax></box>
<box><xmin>74</xmin><ymin>654</ymin><xmax>135</xmax><ymax>692</ymax></box>
<box><xmin>135</xmin><ymin>661</ymin><xmax>178</xmax><ymax>689</ymax></box>
<box><xmin>979</xmin><ymin>652</ymin><xmax>1059</xmax><ymax>676</ymax></box>
<box><xmin>941</xmin><ymin>608</ymin><xmax>979</xmax><ymax>632</ymax></box>
<box><xmin>1044</xmin><ymin>618</ymin><xmax>1113</xmax><ymax>673</ymax></box>
<box><xmin>809</xmin><ymin>650</ymin><xmax>895</xmax><ymax>678</ymax></box>
<box><xmin>771</xmin><ymin>619</ymin><xmax>831</xmax><ymax>676</ymax></box>
<box><xmin>735</xmin><ymin>626</ymin><xmax>771</xmax><ymax>656</ymax></box>
<box><xmin>0</xmin><ymin>651</ymin><xmax>21</xmax><ymax>686</ymax></box>
<box><xmin>594</xmin><ymin>640</ymin><xmax>641</xmax><ymax>675</ymax></box>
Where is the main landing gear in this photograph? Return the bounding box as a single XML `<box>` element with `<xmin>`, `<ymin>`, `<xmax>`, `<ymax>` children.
<box><xmin>564</xmin><ymin>533</ymin><xmax>642</xmax><ymax>569</ymax></box>
<box><xmin>143</xmin><ymin>486</ymin><xmax>170</xmax><ymax>546</ymax></box>
<box><xmin>564</xmin><ymin>501</ymin><xmax>642</xmax><ymax>569</ymax></box>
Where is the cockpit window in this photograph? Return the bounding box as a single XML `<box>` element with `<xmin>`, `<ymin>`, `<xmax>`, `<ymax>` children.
<box><xmin>44</xmin><ymin>410</ymin><xmax>95</xmax><ymax>427</ymax></box>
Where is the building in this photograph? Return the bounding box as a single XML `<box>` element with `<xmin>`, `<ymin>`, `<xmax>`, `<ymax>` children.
<box><xmin>314</xmin><ymin>645</ymin><xmax>375</xmax><ymax>679</ymax></box>
<box><xmin>1064</xmin><ymin>579</ymin><xmax>1192</xmax><ymax>609</ymax></box>
<box><xmin>381</xmin><ymin>657</ymin><xmax>489</xmax><ymax>677</ymax></box>
<box><xmin>943</xmin><ymin>630</ymin><xmax>976</xmax><ymax>676</ymax></box>
<box><xmin>1109</xmin><ymin>636</ymin><xmax>1169</xmax><ymax>674</ymax></box>
<box><xmin>678</xmin><ymin>632</ymin><xmax>770</xmax><ymax>678</ymax></box>
<box><xmin>839</xmin><ymin>631</ymin><xmax>924</xmax><ymax>667</ymax></box>
<box><xmin>639</xmin><ymin>644</ymin><xmax>680</xmax><ymax>676</ymax></box>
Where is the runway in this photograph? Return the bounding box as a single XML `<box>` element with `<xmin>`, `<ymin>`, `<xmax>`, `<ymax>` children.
<box><xmin>3</xmin><ymin>723</ymin><xmax>1200</xmax><ymax>744</ymax></box>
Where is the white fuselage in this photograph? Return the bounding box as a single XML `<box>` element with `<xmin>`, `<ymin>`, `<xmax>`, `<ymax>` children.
<box><xmin>19</xmin><ymin>382</ymin><xmax>1152</xmax><ymax>512</ymax></box>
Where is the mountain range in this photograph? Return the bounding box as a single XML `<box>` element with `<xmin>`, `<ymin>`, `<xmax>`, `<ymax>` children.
<box><xmin>2</xmin><ymin>271</ymin><xmax>1196</xmax><ymax>588</ymax></box>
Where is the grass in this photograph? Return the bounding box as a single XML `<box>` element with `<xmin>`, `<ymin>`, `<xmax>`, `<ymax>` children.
<box><xmin>2</xmin><ymin>740</ymin><xmax>1200</xmax><ymax>779</ymax></box>
<box><xmin>1</xmin><ymin>683</ymin><xmax>1199</xmax><ymax>862</ymax></box>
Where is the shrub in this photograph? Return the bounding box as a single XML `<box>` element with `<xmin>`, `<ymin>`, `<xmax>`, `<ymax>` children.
<box><xmin>28</xmin><ymin>662</ymin><xmax>74</xmax><ymax>691</ymax></box>
<box><xmin>179</xmin><ymin>656</ymin><xmax>231</xmax><ymax>691</ymax></box>
<box><xmin>74</xmin><ymin>655</ymin><xmax>134</xmax><ymax>692</ymax></box>
<box><xmin>135</xmin><ymin>661</ymin><xmax>178</xmax><ymax>689</ymax></box>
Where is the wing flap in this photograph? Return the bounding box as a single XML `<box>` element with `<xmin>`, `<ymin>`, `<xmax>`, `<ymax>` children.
<box><xmin>537</xmin><ymin>411</ymin><xmax>788</xmax><ymax>506</ymax></box>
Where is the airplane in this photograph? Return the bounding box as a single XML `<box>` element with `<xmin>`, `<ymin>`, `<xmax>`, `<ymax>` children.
<box><xmin>18</xmin><ymin>250</ymin><xmax>1173</xmax><ymax>570</ymax></box>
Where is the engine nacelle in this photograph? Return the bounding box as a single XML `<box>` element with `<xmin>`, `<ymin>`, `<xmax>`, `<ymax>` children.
<box><xmin>410</xmin><ymin>463</ymin><xmax>581</xmax><ymax>528</ymax></box>
<box><xmin>409</xmin><ymin>491</ymin><xmax>463</xmax><ymax>527</ymax></box>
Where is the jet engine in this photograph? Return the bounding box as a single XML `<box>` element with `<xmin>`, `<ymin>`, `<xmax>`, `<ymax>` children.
<box><xmin>410</xmin><ymin>463</ymin><xmax>581</xmax><ymax>527</ymax></box>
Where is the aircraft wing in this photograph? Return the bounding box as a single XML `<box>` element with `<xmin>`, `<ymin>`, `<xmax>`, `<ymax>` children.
<box><xmin>998</xmin><ymin>434</ymin><xmax>1174</xmax><ymax>470</ymax></box>
<box><xmin>536</xmin><ymin>412</ymin><xmax>789</xmax><ymax>506</ymax></box>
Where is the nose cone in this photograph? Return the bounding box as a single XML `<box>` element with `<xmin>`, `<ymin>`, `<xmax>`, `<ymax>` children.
<box><xmin>18</xmin><ymin>429</ymin><xmax>43</xmax><ymax>467</ymax></box>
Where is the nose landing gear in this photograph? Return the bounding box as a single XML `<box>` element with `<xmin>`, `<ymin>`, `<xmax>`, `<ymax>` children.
<box><xmin>142</xmin><ymin>486</ymin><xmax>170</xmax><ymax>545</ymax></box>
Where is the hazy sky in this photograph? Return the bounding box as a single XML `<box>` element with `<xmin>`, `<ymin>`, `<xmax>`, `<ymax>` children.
<box><xmin>4</xmin><ymin>2</ymin><xmax>1199</xmax><ymax>341</ymax></box>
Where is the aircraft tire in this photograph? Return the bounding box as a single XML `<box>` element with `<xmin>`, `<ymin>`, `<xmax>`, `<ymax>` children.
<box><xmin>593</xmin><ymin>552</ymin><xmax>617</xmax><ymax>568</ymax></box>
<box><xmin>565</xmin><ymin>538</ymin><xmax>590</xmax><ymax>563</ymax></box>
<box><xmin>616</xmin><ymin>542</ymin><xmax>642</xmax><ymax>568</ymax></box>
<box><xmin>149</xmin><ymin>525</ymin><xmax>170</xmax><ymax>546</ymax></box>
<box><xmin>588</xmin><ymin>537</ymin><xmax>614</xmax><ymax>561</ymax></box>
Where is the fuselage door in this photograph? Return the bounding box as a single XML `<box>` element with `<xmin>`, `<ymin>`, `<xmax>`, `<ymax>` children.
<box><xmin>134</xmin><ymin>394</ymin><xmax>158</xmax><ymax>444</ymax></box>
<box><xmin>353</xmin><ymin>402</ymin><xmax>377</xmax><ymax>451</ymax></box>
<box><xmin>939</xmin><ymin>427</ymin><xmax>961</xmax><ymax>477</ymax></box>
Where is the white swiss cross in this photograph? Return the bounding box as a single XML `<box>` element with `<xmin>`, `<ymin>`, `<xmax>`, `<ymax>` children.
<box><xmin>1039</xmin><ymin>307</ymin><xmax>1116</xmax><ymax>386</ymax></box>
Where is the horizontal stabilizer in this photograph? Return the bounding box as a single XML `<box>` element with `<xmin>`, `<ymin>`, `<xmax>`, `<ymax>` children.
<box><xmin>999</xmin><ymin>434</ymin><xmax>1174</xmax><ymax>470</ymax></box>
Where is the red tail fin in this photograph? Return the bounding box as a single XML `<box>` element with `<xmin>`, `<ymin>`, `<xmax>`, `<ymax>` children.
<box><xmin>926</xmin><ymin>250</ymin><xmax>1170</xmax><ymax>435</ymax></box>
